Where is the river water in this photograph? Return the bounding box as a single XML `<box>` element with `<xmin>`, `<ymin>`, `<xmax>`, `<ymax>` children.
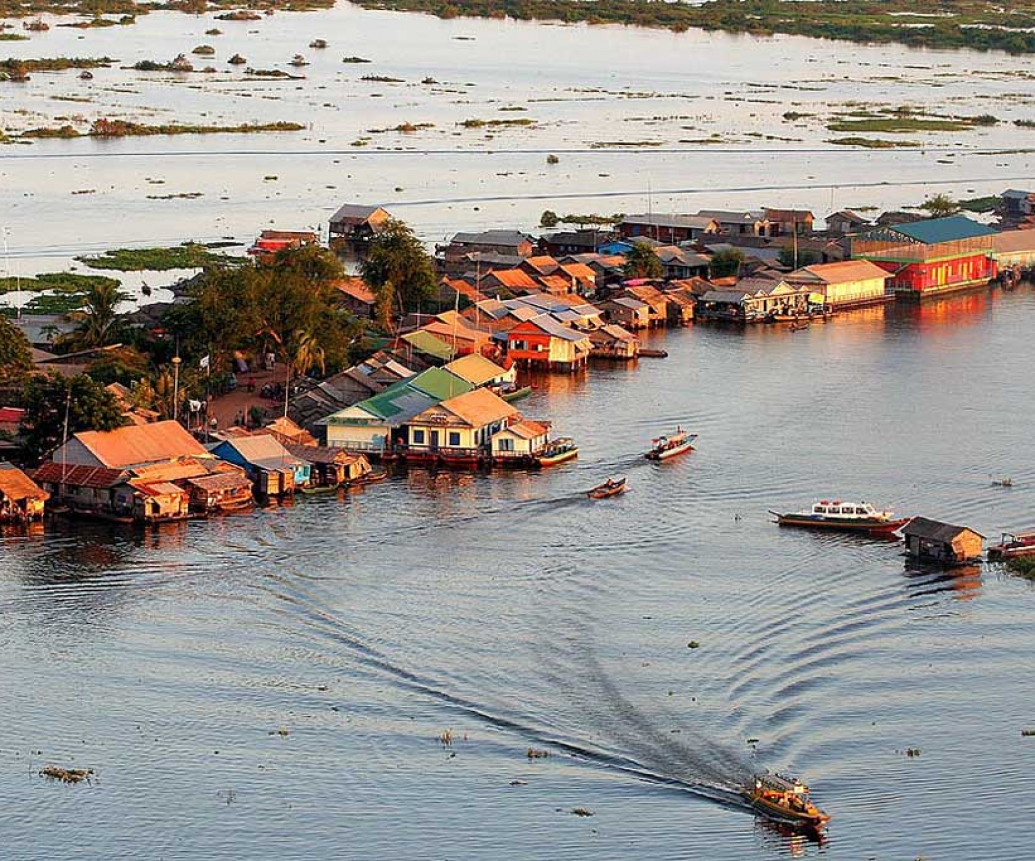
<box><xmin>5</xmin><ymin>2</ymin><xmax>1035</xmax><ymax>285</ymax></box>
<box><xmin>3</xmin><ymin>286</ymin><xmax>1035</xmax><ymax>858</ymax></box>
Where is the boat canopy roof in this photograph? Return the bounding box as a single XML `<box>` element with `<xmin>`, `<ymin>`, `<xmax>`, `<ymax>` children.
<box><xmin>758</xmin><ymin>773</ymin><xmax>809</xmax><ymax>794</ymax></box>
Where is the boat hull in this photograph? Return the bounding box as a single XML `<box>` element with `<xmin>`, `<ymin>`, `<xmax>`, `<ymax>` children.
<box><xmin>645</xmin><ymin>439</ymin><xmax>695</xmax><ymax>461</ymax></box>
<box><xmin>743</xmin><ymin>793</ymin><xmax>830</xmax><ymax>830</ymax></box>
<box><xmin>773</xmin><ymin>513</ymin><xmax>911</xmax><ymax>534</ymax></box>
<box><xmin>538</xmin><ymin>447</ymin><xmax>578</xmax><ymax>467</ymax></box>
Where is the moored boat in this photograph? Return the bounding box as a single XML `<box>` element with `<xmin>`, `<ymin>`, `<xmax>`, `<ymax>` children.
<box><xmin>770</xmin><ymin>500</ymin><xmax>911</xmax><ymax>534</ymax></box>
<box><xmin>501</xmin><ymin>385</ymin><xmax>532</xmax><ymax>403</ymax></box>
<box><xmin>537</xmin><ymin>437</ymin><xmax>578</xmax><ymax>467</ymax></box>
<box><xmin>987</xmin><ymin>530</ymin><xmax>1035</xmax><ymax>561</ymax></box>
<box><xmin>645</xmin><ymin>427</ymin><xmax>697</xmax><ymax>461</ymax></box>
<box><xmin>300</xmin><ymin>483</ymin><xmax>338</xmax><ymax>496</ymax></box>
<box><xmin>744</xmin><ymin>773</ymin><xmax>830</xmax><ymax>831</ymax></box>
<box><xmin>588</xmin><ymin>476</ymin><xmax>626</xmax><ymax>499</ymax></box>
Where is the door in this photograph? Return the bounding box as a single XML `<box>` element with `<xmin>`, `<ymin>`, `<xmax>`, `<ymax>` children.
<box><xmin>430</xmin><ymin>430</ymin><xmax>439</xmax><ymax>450</ymax></box>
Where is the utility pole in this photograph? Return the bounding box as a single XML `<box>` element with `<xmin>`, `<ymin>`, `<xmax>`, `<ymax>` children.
<box><xmin>172</xmin><ymin>355</ymin><xmax>182</xmax><ymax>423</ymax></box>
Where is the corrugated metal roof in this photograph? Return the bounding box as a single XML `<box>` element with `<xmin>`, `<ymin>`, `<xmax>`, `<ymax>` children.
<box><xmin>406</xmin><ymin>367</ymin><xmax>474</xmax><ymax>401</ymax></box>
<box><xmin>0</xmin><ymin>462</ymin><xmax>48</xmax><ymax>501</ymax></box>
<box><xmin>219</xmin><ymin>435</ymin><xmax>305</xmax><ymax>468</ymax></box>
<box><xmin>72</xmin><ymin>420</ymin><xmax>208</xmax><ymax>468</ymax></box>
<box><xmin>185</xmin><ymin>472</ymin><xmax>252</xmax><ymax>491</ymax></box>
<box><xmin>330</xmin><ymin>203</ymin><xmax>385</xmax><ymax>224</ymax></box>
<box><xmin>888</xmin><ymin>215</ymin><xmax>997</xmax><ymax>245</ymax></box>
<box><xmin>903</xmin><ymin>516</ymin><xmax>984</xmax><ymax>542</ymax></box>
<box><xmin>34</xmin><ymin>462</ymin><xmax>126</xmax><ymax>488</ymax></box>
<box><xmin>432</xmin><ymin>388</ymin><xmax>517</xmax><ymax>428</ymax></box>
<box><xmin>792</xmin><ymin>260</ymin><xmax>891</xmax><ymax>284</ymax></box>
<box><xmin>400</xmin><ymin>329</ymin><xmax>456</xmax><ymax>360</ymax></box>
<box><xmin>444</xmin><ymin>354</ymin><xmax>508</xmax><ymax>386</ymax></box>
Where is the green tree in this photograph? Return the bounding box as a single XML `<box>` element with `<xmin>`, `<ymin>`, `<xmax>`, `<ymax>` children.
<box><xmin>67</xmin><ymin>278</ymin><xmax>130</xmax><ymax>348</ymax></box>
<box><xmin>0</xmin><ymin>317</ymin><xmax>32</xmax><ymax>382</ymax></box>
<box><xmin>709</xmin><ymin>248</ymin><xmax>744</xmax><ymax>279</ymax></box>
<box><xmin>921</xmin><ymin>193</ymin><xmax>961</xmax><ymax>218</ymax></box>
<box><xmin>20</xmin><ymin>373</ymin><xmax>127</xmax><ymax>463</ymax></box>
<box><xmin>85</xmin><ymin>346</ymin><xmax>151</xmax><ymax>386</ymax></box>
<box><xmin>292</xmin><ymin>328</ymin><xmax>326</xmax><ymax>378</ymax></box>
<box><xmin>264</xmin><ymin>244</ymin><xmax>344</xmax><ymax>283</ymax></box>
<box><xmin>540</xmin><ymin>209</ymin><xmax>560</xmax><ymax>228</ymax></box>
<box><xmin>623</xmin><ymin>241</ymin><xmax>664</xmax><ymax>280</ymax></box>
<box><xmin>777</xmin><ymin>247</ymin><xmax>820</xmax><ymax>269</ymax></box>
<box><xmin>360</xmin><ymin>218</ymin><xmax>436</xmax><ymax>329</ymax></box>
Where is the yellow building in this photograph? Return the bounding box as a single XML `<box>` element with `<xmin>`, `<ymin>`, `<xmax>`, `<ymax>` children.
<box><xmin>403</xmin><ymin>388</ymin><xmax>517</xmax><ymax>467</ymax></box>
<box><xmin>787</xmin><ymin>260</ymin><xmax>892</xmax><ymax>309</ymax></box>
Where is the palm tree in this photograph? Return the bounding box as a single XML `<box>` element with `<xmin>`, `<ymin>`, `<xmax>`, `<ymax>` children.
<box><xmin>69</xmin><ymin>280</ymin><xmax>127</xmax><ymax>348</ymax></box>
<box><xmin>292</xmin><ymin>328</ymin><xmax>325</xmax><ymax>379</ymax></box>
<box><xmin>623</xmin><ymin>241</ymin><xmax>664</xmax><ymax>280</ymax></box>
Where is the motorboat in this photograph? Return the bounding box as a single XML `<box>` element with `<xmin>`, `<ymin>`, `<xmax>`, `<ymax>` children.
<box><xmin>744</xmin><ymin>773</ymin><xmax>830</xmax><ymax>831</ymax></box>
<box><xmin>770</xmin><ymin>500</ymin><xmax>911</xmax><ymax>534</ymax></box>
<box><xmin>645</xmin><ymin>427</ymin><xmax>697</xmax><ymax>461</ymax></box>
<box><xmin>588</xmin><ymin>476</ymin><xmax>626</xmax><ymax>499</ymax></box>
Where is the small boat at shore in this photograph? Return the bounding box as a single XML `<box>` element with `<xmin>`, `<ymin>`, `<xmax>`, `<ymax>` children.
<box><xmin>300</xmin><ymin>484</ymin><xmax>338</xmax><ymax>496</ymax></box>
<box><xmin>501</xmin><ymin>384</ymin><xmax>532</xmax><ymax>403</ymax></box>
<box><xmin>987</xmin><ymin>530</ymin><xmax>1035</xmax><ymax>561</ymax></box>
<box><xmin>588</xmin><ymin>476</ymin><xmax>626</xmax><ymax>499</ymax></box>
<box><xmin>770</xmin><ymin>500</ymin><xmax>911</xmax><ymax>534</ymax></box>
<box><xmin>353</xmin><ymin>468</ymin><xmax>388</xmax><ymax>485</ymax></box>
<box><xmin>645</xmin><ymin>427</ymin><xmax>696</xmax><ymax>461</ymax></box>
<box><xmin>744</xmin><ymin>773</ymin><xmax>830</xmax><ymax>831</ymax></box>
<box><xmin>537</xmin><ymin>438</ymin><xmax>578</xmax><ymax>467</ymax></box>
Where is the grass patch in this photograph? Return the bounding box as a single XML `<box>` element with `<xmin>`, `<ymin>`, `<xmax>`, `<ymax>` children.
<box><xmin>959</xmin><ymin>195</ymin><xmax>999</xmax><ymax>213</ymax></box>
<box><xmin>1006</xmin><ymin>556</ymin><xmax>1035</xmax><ymax>580</ymax></box>
<box><xmin>0</xmin><ymin>56</ymin><xmax>115</xmax><ymax>75</ymax></box>
<box><xmin>89</xmin><ymin>118</ymin><xmax>304</xmax><ymax>137</ymax></box>
<box><xmin>829</xmin><ymin>136</ymin><xmax>920</xmax><ymax>149</ymax></box>
<box><xmin>0</xmin><ymin>272</ymin><xmax>120</xmax><ymax>294</ymax></box>
<box><xmin>826</xmin><ymin>117</ymin><xmax>974</xmax><ymax>133</ymax></box>
<box><xmin>77</xmin><ymin>243</ymin><xmax>239</xmax><ymax>271</ymax></box>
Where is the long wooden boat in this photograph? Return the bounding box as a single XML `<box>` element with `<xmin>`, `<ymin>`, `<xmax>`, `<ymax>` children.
<box><xmin>537</xmin><ymin>438</ymin><xmax>578</xmax><ymax>467</ymax></box>
<box><xmin>770</xmin><ymin>500</ymin><xmax>911</xmax><ymax>534</ymax></box>
<box><xmin>645</xmin><ymin>428</ymin><xmax>697</xmax><ymax>461</ymax></box>
<box><xmin>988</xmin><ymin>530</ymin><xmax>1035</xmax><ymax>561</ymax></box>
<box><xmin>352</xmin><ymin>468</ymin><xmax>388</xmax><ymax>485</ymax></box>
<box><xmin>744</xmin><ymin>773</ymin><xmax>829</xmax><ymax>831</ymax></box>
<box><xmin>588</xmin><ymin>476</ymin><xmax>626</xmax><ymax>499</ymax></box>
<box><xmin>502</xmin><ymin>385</ymin><xmax>533</xmax><ymax>403</ymax></box>
<box><xmin>300</xmin><ymin>484</ymin><xmax>338</xmax><ymax>496</ymax></box>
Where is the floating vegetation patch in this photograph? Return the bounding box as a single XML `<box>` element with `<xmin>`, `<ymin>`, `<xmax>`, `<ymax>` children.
<box><xmin>828</xmin><ymin>136</ymin><xmax>920</xmax><ymax>148</ymax></box>
<box><xmin>77</xmin><ymin>243</ymin><xmax>239</xmax><ymax>271</ymax></box>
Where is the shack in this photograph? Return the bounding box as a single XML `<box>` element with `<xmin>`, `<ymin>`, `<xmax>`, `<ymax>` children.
<box><xmin>210</xmin><ymin>435</ymin><xmax>309</xmax><ymax>497</ymax></box>
<box><xmin>0</xmin><ymin>461</ymin><xmax>48</xmax><ymax>523</ymax></box>
<box><xmin>902</xmin><ymin>517</ymin><xmax>984</xmax><ymax>566</ymax></box>
<box><xmin>285</xmin><ymin>444</ymin><xmax>372</xmax><ymax>487</ymax></box>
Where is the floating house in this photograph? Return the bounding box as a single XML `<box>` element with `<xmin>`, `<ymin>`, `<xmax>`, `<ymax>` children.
<box><xmin>618</xmin><ymin>285</ymin><xmax>669</xmax><ymax>328</ymax></box>
<box><xmin>695</xmin><ymin>210</ymin><xmax>770</xmax><ymax>237</ymax></box>
<box><xmin>602</xmin><ymin>296</ymin><xmax>651</xmax><ymax>330</ymax></box>
<box><xmin>617</xmin><ymin>214</ymin><xmax>719</xmax><ymax>244</ymax></box>
<box><xmin>764</xmin><ymin>207</ymin><xmax>814</xmax><ymax>236</ymax></box>
<box><xmin>401</xmin><ymin>387</ymin><xmax>517</xmax><ymax>467</ymax></box>
<box><xmin>210</xmin><ymin>435</ymin><xmax>310</xmax><ymax>497</ymax></box>
<box><xmin>439</xmin><ymin>230</ymin><xmax>535</xmax><ymax>263</ymax></box>
<box><xmin>284</xmin><ymin>443</ymin><xmax>372</xmax><ymax>487</ymax></box>
<box><xmin>328</xmin><ymin>203</ymin><xmax>391</xmax><ymax>245</ymax></box>
<box><xmin>589</xmin><ymin>324</ymin><xmax>640</xmax><ymax>360</ymax></box>
<box><xmin>0</xmin><ymin>461</ymin><xmax>48</xmax><ymax>523</ymax></box>
<box><xmin>785</xmin><ymin>260</ymin><xmax>892</xmax><ymax>309</ymax></box>
<box><xmin>490</xmin><ymin>419</ymin><xmax>550</xmax><ymax>464</ymax></box>
<box><xmin>851</xmin><ymin>216</ymin><xmax>998</xmax><ymax>299</ymax></box>
<box><xmin>248</xmin><ymin>230</ymin><xmax>319</xmax><ymax>261</ymax></box>
<box><xmin>902</xmin><ymin>517</ymin><xmax>984</xmax><ymax>566</ymax></box>
<box><xmin>321</xmin><ymin>368</ymin><xmax>473</xmax><ymax>454</ymax></box>
<box><xmin>825</xmin><ymin>210</ymin><xmax>871</xmax><ymax>236</ymax></box>
<box><xmin>444</xmin><ymin>354</ymin><xmax>516</xmax><ymax>390</ymax></box>
<box><xmin>696</xmin><ymin>278</ymin><xmax>815</xmax><ymax>322</ymax></box>
<box><xmin>506</xmin><ymin>315</ymin><xmax>592</xmax><ymax>372</ymax></box>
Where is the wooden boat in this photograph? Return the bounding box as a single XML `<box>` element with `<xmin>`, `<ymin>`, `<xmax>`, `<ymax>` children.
<box><xmin>645</xmin><ymin>428</ymin><xmax>696</xmax><ymax>461</ymax></box>
<box><xmin>789</xmin><ymin>319</ymin><xmax>810</xmax><ymax>332</ymax></box>
<box><xmin>588</xmin><ymin>476</ymin><xmax>626</xmax><ymax>499</ymax></box>
<box><xmin>988</xmin><ymin>530</ymin><xmax>1035</xmax><ymax>561</ymax></box>
<box><xmin>744</xmin><ymin>773</ymin><xmax>830</xmax><ymax>831</ymax></box>
<box><xmin>352</xmin><ymin>468</ymin><xmax>388</xmax><ymax>485</ymax></box>
<box><xmin>770</xmin><ymin>500</ymin><xmax>911</xmax><ymax>534</ymax></box>
<box><xmin>300</xmin><ymin>483</ymin><xmax>338</xmax><ymax>496</ymax></box>
<box><xmin>501</xmin><ymin>385</ymin><xmax>532</xmax><ymax>403</ymax></box>
<box><xmin>290</xmin><ymin>54</ymin><xmax>309</xmax><ymax>67</ymax></box>
<box><xmin>537</xmin><ymin>438</ymin><xmax>578</xmax><ymax>467</ymax></box>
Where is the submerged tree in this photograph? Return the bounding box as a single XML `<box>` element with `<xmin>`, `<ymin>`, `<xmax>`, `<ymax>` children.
<box><xmin>623</xmin><ymin>240</ymin><xmax>664</xmax><ymax>280</ymax></box>
<box><xmin>921</xmin><ymin>193</ymin><xmax>961</xmax><ymax>218</ymax></box>
<box><xmin>360</xmin><ymin>218</ymin><xmax>436</xmax><ymax>330</ymax></box>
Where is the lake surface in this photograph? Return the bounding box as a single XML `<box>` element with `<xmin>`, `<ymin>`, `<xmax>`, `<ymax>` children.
<box><xmin>5</xmin><ymin>2</ymin><xmax>1035</xmax><ymax>287</ymax></box>
<box><xmin>4</xmin><ymin>285</ymin><xmax>1035</xmax><ymax>859</ymax></box>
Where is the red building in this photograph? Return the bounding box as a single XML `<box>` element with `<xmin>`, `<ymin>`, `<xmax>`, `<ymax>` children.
<box><xmin>851</xmin><ymin>216</ymin><xmax>997</xmax><ymax>300</ymax></box>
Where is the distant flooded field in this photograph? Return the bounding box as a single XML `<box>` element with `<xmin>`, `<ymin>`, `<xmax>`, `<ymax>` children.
<box><xmin>4</xmin><ymin>286</ymin><xmax>1035</xmax><ymax>859</ymax></box>
<box><xmin>4</xmin><ymin>3</ymin><xmax>1035</xmax><ymax>283</ymax></box>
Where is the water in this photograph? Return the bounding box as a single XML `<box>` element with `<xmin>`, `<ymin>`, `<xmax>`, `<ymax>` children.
<box><xmin>5</xmin><ymin>3</ymin><xmax>1035</xmax><ymax>284</ymax></box>
<box><xmin>4</xmin><ymin>286</ymin><xmax>1035</xmax><ymax>858</ymax></box>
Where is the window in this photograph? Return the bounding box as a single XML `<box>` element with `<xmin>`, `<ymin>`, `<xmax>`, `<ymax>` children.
<box><xmin>815</xmin><ymin>506</ymin><xmax>827</xmax><ymax>514</ymax></box>
<box><xmin>512</xmin><ymin>339</ymin><xmax>527</xmax><ymax>351</ymax></box>
<box><xmin>498</xmin><ymin>437</ymin><xmax>515</xmax><ymax>452</ymax></box>
<box><xmin>412</xmin><ymin>429</ymin><xmax>425</xmax><ymax>445</ymax></box>
<box><xmin>448</xmin><ymin>432</ymin><xmax>461</xmax><ymax>447</ymax></box>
